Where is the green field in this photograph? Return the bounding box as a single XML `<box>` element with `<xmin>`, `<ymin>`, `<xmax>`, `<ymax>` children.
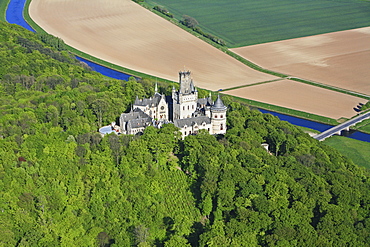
<box><xmin>0</xmin><ymin>0</ymin><xmax>10</xmax><ymax>22</ymax></box>
<box><xmin>323</xmin><ymin>136</ymin><xmax>370</xmax><ymax>169</ymax></box>
<box><xmin>145</xmin><ymin>0</ymin><xmax>370</xmax><ymax>47</ymax></box>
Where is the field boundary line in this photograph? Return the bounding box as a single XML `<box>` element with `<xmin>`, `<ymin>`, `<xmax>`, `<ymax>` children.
<box><xmin>220</xmin><ymin>78</ymin><xmax>284</xmax><ymax>92</ymax></box>
<box><xmin>22</xmin><ymin>0</ymin><xmax>364</xmax><ymax>127</ymax></box>
<box><xmin>287</xmin><ymin>77</ymin><xmax>370</xmax><ymax>100</ymax></box>
<box><xmin>135</xmin><ymin>2</ymin><xmax>370</xmax><ymax>100</ymax></box>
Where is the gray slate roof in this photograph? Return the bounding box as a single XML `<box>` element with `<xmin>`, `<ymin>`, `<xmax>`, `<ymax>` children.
<box><xmin>211</xmin><ymin>95</ymin><xmax>227</xmax><ymax>111</ymax></box>
<box><xmin>134</xmin><ymin>93</ymin><xmax>162</xmax><ymax>107</ymax></box>
<box><xmin>197</xmin><ymin>97</ymin><xmax>213</xmax><ymax>107</ymax></box>
<box><xmin>174</xmin><ymin>116</ymin><xmax>211</xmax><ymax>128</ymax></box>
<box><xmin>120</xmin><ymin>108</ymin><xmax>150</xmax><ymax>122</ymax></box>
<box><xmin>127</xmin><ymin>118</ymin><xmax>151</xmax><ymax>129</ymax></box>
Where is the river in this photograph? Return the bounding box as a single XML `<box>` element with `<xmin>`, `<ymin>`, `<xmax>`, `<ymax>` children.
<box><xmin>6</xmin><ymin>0</ymin><xmax>370</xmax><ymax>143</ymax></box>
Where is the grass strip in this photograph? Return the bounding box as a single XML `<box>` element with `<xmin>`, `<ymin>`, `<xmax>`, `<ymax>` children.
<box><xmin>137</xmin><ymin>1</ymin><xmax>370</xmax><ymax>100</ymax></box>
<box><xmin>289</xmin><ymin>77</ymin><xmax>370</xmax><ymax>100</ymax></box>
<box><xmin>23</xmin><ymin>0</ymin><xmax>175</xmax><ymax>84</ymax></box>
<box><xmin>23</xmin><ymin>0</ymin><xmax>344</xmax><ymax>127</ymax></box>
<box><xmin>0</xmin><ymin>0</ymin><xmax>10</xmax><ymax>21</ymax></box>
<box><xmin>225</xmin><ymin>94</ymin><xmax>338</xmax><ymax>125</ymax></box>
<box><xmin>221</xmin><ymin>79</ymin><xmax>283</xmax><ymax>92</ymax></box>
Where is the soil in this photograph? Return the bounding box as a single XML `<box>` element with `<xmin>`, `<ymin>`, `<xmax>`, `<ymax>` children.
<box><xmin>231</xmin><ymin>27</ymin><xmax>370</xmax><ymax>95</ymax></box>
<box><xmin>29</xmin><ymin>0</ymin><xmax>276</xmax><ymax>91</ymax></box>
<box><xmin>226</xmin><ymin>80</ymin><xmax>366</xmax><ymax>120</ymax></box>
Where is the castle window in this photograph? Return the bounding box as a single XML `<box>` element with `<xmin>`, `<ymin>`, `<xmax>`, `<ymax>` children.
<box><xmin>188</xmin><ymin>105</ymin><xmax>189</xmax><ymax>110</ymax></box>
<box><xmin>208</xmin><ymin>128</ymin><xmax>210</xmax><ymax>131</ymax></box>
<box><xmin>192</xmin><ymin>105</ymin><xmax>194</xmax><ymax>109</ymax></box>
<box><xmin>220</xmin><ymin>124</ymin><xmax>224</xmax><ymax>130</ymax></box>
<box><xmin>183</xmin><ymin>106</ymin><xmax>185</xmax><ymax>110</ymax></box>
<box><xmin>215</xmin><ymin>115</ymin><xmax>218</xmax><ymax>118</ymax></box>
<box><xmin>185</xmin><ymin>131</ymin><xmax>187</xmax><ymax>135</ymax></box>
<box><xmin>221</xmin><ymin>115</ymin><xmax>223</xmax><ymax>118</ymax></box>
<box><xmin>189</xmin><ymin>131</ymin><xmax>192</xmax><ymax>134</ymax></box>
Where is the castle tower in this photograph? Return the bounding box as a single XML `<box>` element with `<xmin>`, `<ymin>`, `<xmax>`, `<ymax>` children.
<box><xmin>172</xmin><ymin>71</ymin><xmax>198</xmax><ymax>120</ymax></box>
<box><xmin>211</xmin><ymin>95</ymin><xmax>227</xmax><ymax>135</ymax></box>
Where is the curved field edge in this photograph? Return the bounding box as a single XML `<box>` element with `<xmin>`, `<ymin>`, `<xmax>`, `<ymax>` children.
<box><xmin>144</xmin><ymin>0</ymin><xmax>370</xmax><ymax>48</ymax></box>
<box><xmin>135</xmin><ymin>1</ymin><xmax>370</xmax><ymax>101</ymax></box>
<box><xmin>21</xmin><ymin>0</ymin><xmax>370</xmax><ymax>129</ymax></box>
<box><xmin>0</xmin><ymin>0</ymin><xmax>10</xmax><ymax>21</ymax></box>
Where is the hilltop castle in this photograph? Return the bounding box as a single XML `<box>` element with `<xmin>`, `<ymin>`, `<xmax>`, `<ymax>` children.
<box><xmin>102</xmin><ymin>71</ymin><xmax>227</xmax><ymax>139</ymax></box>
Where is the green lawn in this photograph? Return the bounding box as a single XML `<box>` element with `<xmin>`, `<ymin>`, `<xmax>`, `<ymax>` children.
<box><xmin>0</xmin><ymin>0</ymin><xmax>10</xmax><ymax>22</ymax></box>
<box><xmin>323</xmin><ymin>136</ymin><xmax>370</xmax><ymax>169</ymax></box>
<box><xmin>145</xmin><ymin>0</ymin><xmax>370</xmax><ymax>47</ymax></box>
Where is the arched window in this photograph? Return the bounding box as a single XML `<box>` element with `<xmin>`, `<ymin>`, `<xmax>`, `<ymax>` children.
<box><xmin>188</xmin><ymin>105</ymin><xmax>189</xmax><ymax>110</ymax></box>
<box><xmin>220</xmin><ymin>124</ymin><xmax>224</xmax><ymax>130</ymax></box>
<box><xmin>189</xmin><ymin>131</ymin><xmax>192</xmax><ymax>134</ymax></box>
<box><xmin>215</xmin><ymin>115</ymin><xmax>218</xmax><ymax>118</ymax></box>
<box><xmin>183</xmin><ymin>106</ymin><xmax>185</xmax><ymax>110</ymax></box>
<box><xmin>221</xmin><ymin>115</ymin><xmax>223</xmax><ymax>118</ymax></box>
<box><xmin>185</xmin><ymin>131</ymin><xmax>187</xmax><ymax>135</ymax></box>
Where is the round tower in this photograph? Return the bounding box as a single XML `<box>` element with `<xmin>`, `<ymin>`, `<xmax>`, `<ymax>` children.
<box><xmin>211</xmin><ymin>95</ymin><xmax>227</xmax><ymax>135</ymax></box>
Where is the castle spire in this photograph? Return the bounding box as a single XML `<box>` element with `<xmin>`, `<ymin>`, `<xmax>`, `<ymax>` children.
<box><xmin>155</xmin><ymin>81</ymin><xmax>158</xmax><ymax>94</ymax></box>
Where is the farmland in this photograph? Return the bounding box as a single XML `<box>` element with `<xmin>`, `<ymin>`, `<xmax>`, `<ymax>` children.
<box><xmin>231</xmin><ymin>27</ymin><xmax>370</xmax><ymax>95</ymax></box>
<box><xmin>225</xmin><ymin>79</ymin><xmax>366</xmax><ymax>120</ymax></box>
<box><xmin>28</xmin><ymin>0</ymin><xmax>370</xmax><ymax>121</ymax></box>
<box><xmin>145</xmin><ymin>0</ymin><xmax>370</xmax><ymax>47</ymax></box>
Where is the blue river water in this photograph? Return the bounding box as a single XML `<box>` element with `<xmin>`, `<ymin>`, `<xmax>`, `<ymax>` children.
<box><xmin>5</xmin><ymin>0</ymin><xmax>370</xmax><ymax>143</ymax></box>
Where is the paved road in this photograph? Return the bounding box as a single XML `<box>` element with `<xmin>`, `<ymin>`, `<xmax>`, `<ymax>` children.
<box><xmin>314</xmin><ymin>111</ymin><xmax>370</xmax><ymax>141</ymax></box>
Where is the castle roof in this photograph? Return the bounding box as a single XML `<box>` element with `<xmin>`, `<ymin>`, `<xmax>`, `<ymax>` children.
<box><xmin>197</xmin><ymin>97</ymin><xmax>213</xmax><ymax>107</ymax></box>
<box><xmin>211</xmin><ymin>95</ymin><xmax>227</xmax><ymax>111</ymax></box>
<box><xmin>120</xmin><ymin>108</ymin><xmax>150</xmax><ymax>122</ymax></box>
<box><xmin>134</xmin><ymin>93</ymin><xmax>163</xmax><ymax>107</ymax></box>
<box><xmin>127</xmin><ymin>117</ymin><xmax>151</xmax><ymax>129</ymax></box>
<box><xmin>174</xmin><ymin>116</ymin><xmax>211</xmax><ymax>128</ymax></box>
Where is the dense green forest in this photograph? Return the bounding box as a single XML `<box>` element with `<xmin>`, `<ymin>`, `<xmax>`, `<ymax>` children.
<box><xmin>1</xmin><ymin>21</ymin><xmax>370</xmax><ymax>246</ymax></box>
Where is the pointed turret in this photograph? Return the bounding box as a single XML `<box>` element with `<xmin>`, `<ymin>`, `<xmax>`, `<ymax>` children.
<box><xmin>155</xmin><ymin>82</ymin><xmax>158</xmax><ymax>94</ymax></box>
<box><xmin>211</xmin><ymin>95</ymin><xmax>227</xmax><ymax>111</ymax></box>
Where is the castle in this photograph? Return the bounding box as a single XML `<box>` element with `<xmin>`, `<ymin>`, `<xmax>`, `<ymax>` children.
<box><xmin>103</xmin><ymin>71</ymin><xmax>227</xmax><ymax>139</ymax></box>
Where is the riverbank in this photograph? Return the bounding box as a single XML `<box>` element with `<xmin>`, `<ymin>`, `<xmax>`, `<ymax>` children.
<box><xmin>6</xmin><ymin>0</ymin><xmax>370</xmax><ymax>140</ymax></box>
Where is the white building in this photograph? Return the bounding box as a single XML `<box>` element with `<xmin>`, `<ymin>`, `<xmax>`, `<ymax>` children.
<box><xmin>116</xmin><ymin>70</ymin><xmax>227</xmax><ymax>139</ymax></box>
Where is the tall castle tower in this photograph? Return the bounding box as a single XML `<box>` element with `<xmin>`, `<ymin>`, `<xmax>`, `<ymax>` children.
<box><xmin>172</xmin><ymin>71</ymin><xmax>198</xmax><ymax>120</ymax></box>
<box><xmin>211</xmin><ymin>95</ymin><xmax>227</xmax><ymax>134</ymax></box>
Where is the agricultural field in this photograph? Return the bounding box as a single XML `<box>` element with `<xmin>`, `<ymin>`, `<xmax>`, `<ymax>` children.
<box><xmin>28</xmin><ymin>0</ymin><xmax>370</xmax><ymax>120</ymax></box>
<box><xmin>145</xmin><ymin>0</ymin><xmax>370</xmax><ymax>47</ymax></box>
<box><xmin>29</xmin><ymin>0</ymin><xmax>277</xmax><ymax>92</ymax></box>
<box><xmin>231</xmin><ymin>27</ymin><xmax>370</xmax><ymax>95</ymax></box>
<box><xmin>226</xmin><ymin>79</ymin><xmax>367</xmax><ymax>120</ymax></box>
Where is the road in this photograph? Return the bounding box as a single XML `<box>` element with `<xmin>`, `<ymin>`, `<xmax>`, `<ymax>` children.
<box><xmin>314</xmin><ymin>111</ymin><xmax>370</xmax><ymax>141</ymax></box>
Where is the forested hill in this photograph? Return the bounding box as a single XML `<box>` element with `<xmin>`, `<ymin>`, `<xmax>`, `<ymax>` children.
<box><xmin>1</xmin><ymin>21</ymin><xmax>370</xmax><ymax>246</ymax></box>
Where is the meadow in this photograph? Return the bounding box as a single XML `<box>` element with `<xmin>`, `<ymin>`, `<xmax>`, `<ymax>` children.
<box><xmin>324</xmin><ymin>135</ymin><xmax>370</xmax><ymax>169</ymax></box>
<box><xmin>145</xmin><ymin>0</ymin><xmax>370</xmax><ymax>47</ymax></box>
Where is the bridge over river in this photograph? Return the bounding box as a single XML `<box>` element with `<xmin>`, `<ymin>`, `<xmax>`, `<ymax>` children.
<box><xmin>313</xmin><ymin>111</ymin><xmax>370</xmax><ymax>141</ymax></box>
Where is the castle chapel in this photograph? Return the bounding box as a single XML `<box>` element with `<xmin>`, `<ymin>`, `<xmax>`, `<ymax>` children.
<box><xmin>118</xmin><ymin>71</ymin><xmax>227</xmax><ymax>139</ymax></box>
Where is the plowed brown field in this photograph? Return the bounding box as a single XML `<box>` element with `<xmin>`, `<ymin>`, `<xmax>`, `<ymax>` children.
<box><xmin>231</xmin><ymin>27</ymin><xmax>370</xmax><ymax>95</ymax></box>
<box><xmin>227</xmin><ymin>80</ymin><xmax>366</xmax><ymax>120</ymax></box>
<box><xmin>29</xmin><ymin>0</ymin><xmax>276</xmax><ymax>91</ymax></box>
<box><xmin>29</xmin><ymin>0</ymin><xmax>368</xmax><ymax>119</ymax></box>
